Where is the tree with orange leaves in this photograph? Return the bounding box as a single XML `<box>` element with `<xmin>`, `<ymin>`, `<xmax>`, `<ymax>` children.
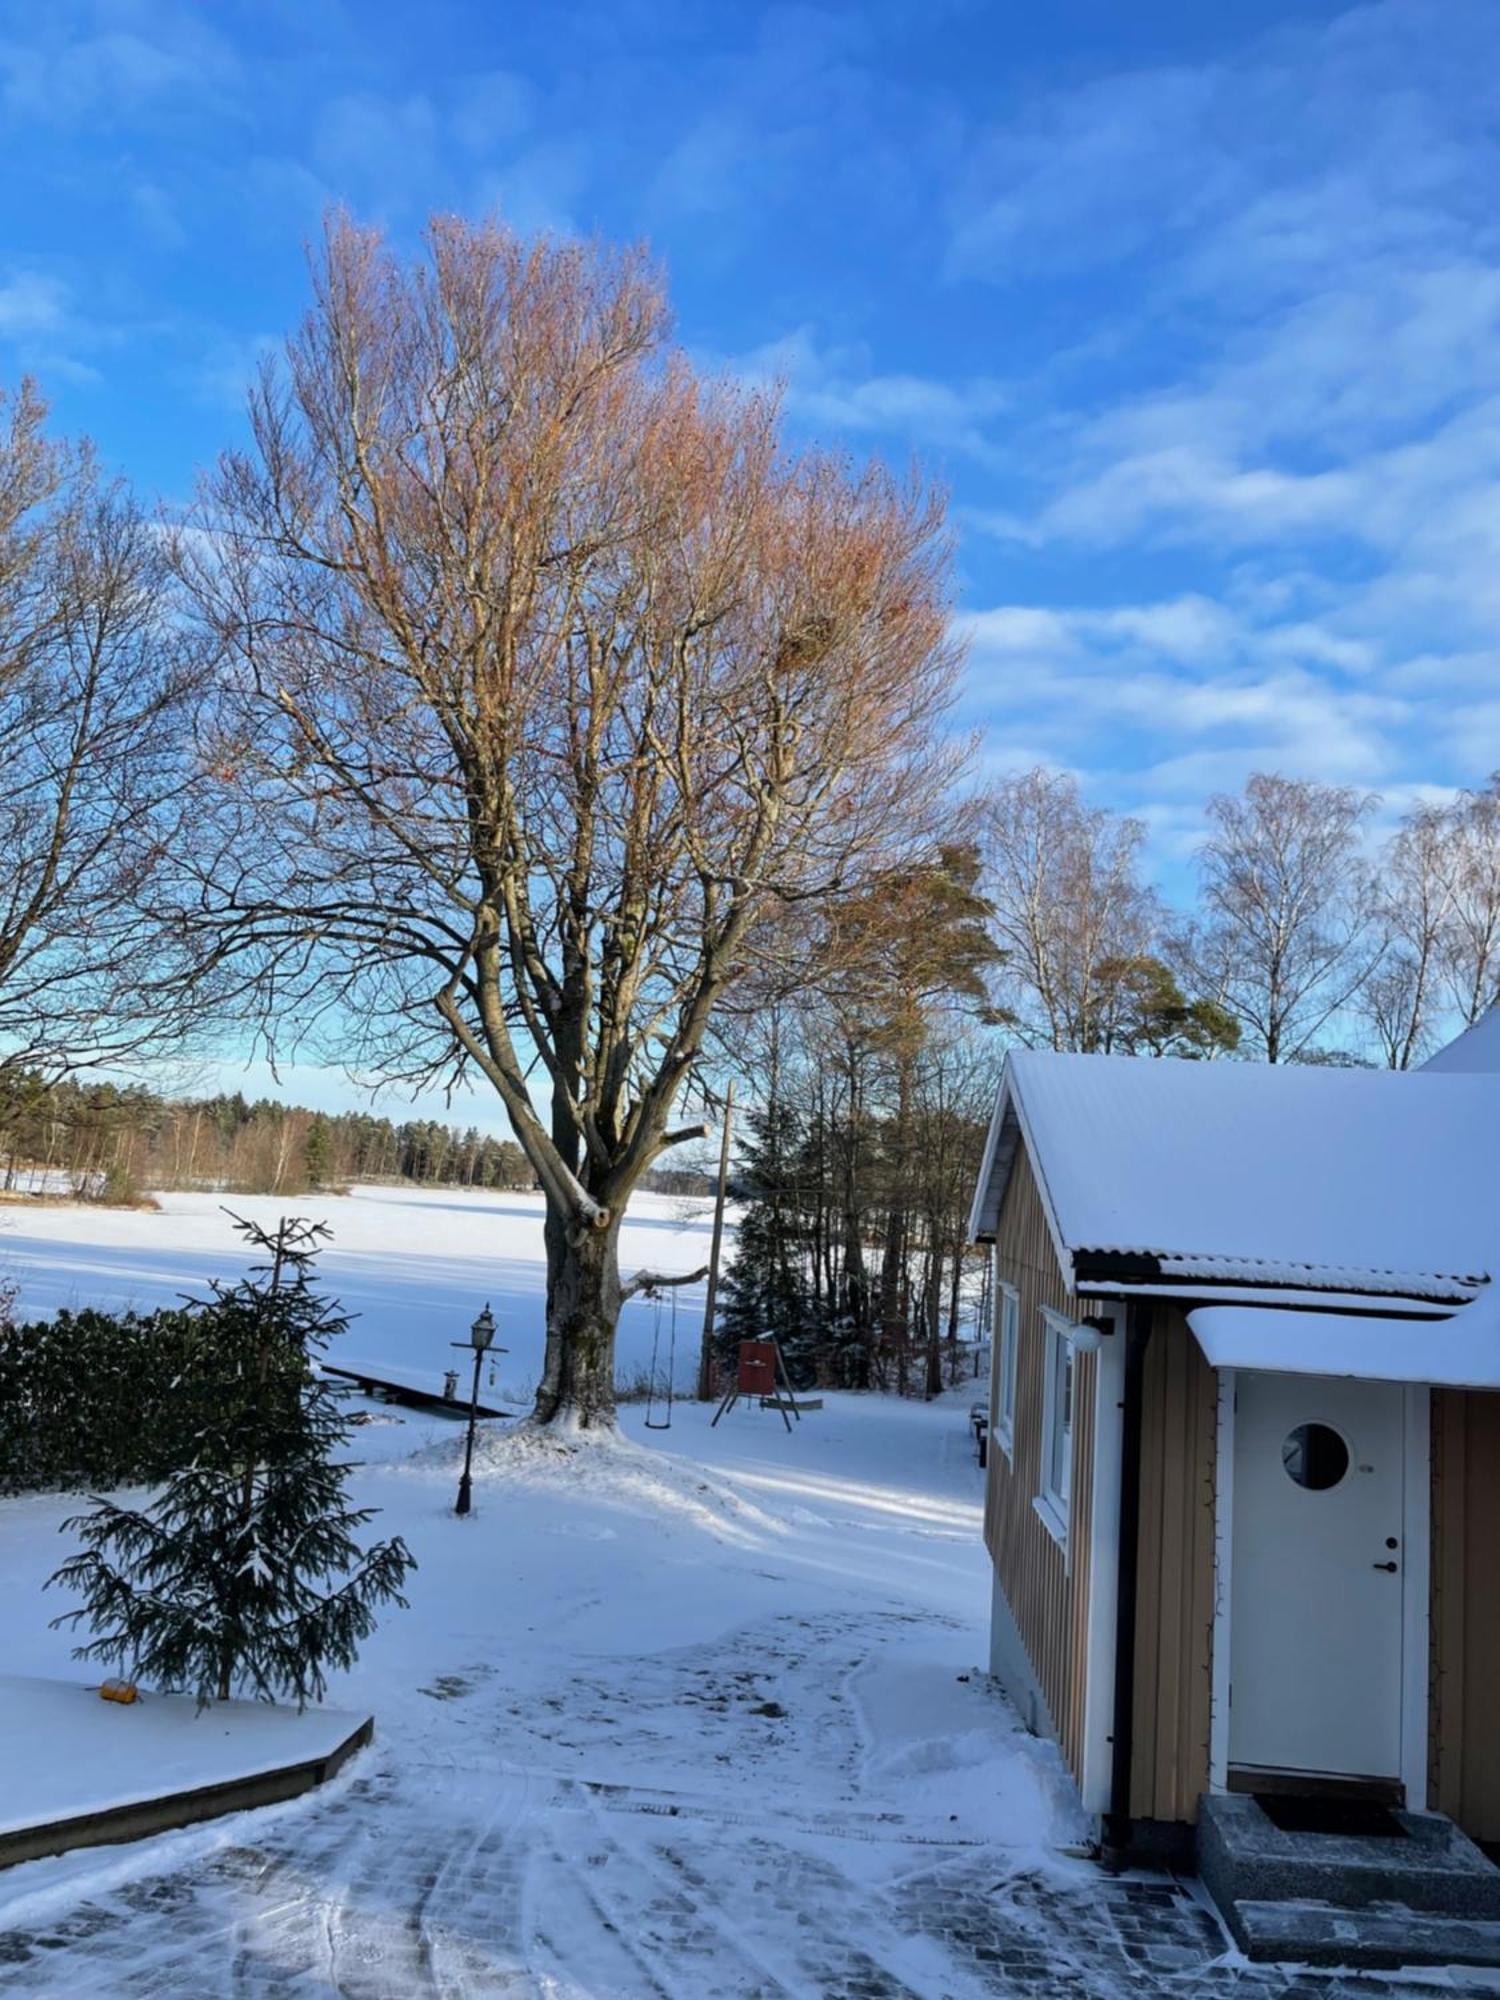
<box><xmin>177</xmin><ymin>212</ymin><xmax>967</xmax><ymax>1428</ymax></box>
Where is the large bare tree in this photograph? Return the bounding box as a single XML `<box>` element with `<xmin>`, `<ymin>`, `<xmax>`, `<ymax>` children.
<box><xmin>177</xmin><ymin>215</ymin><xmax>965</xmax><ymax>1428</ymax></box>
<box><xmin>0</xmin><ymin>380</ymin><xmax>200</xmax><ymax>1087</ymax></box>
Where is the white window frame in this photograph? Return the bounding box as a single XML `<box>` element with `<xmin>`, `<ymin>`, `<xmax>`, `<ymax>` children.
<box><xmin>994</xmin><ymin>1281</ymin><xmax>1019</xmax><ymax>1459</ymax></box>
<box><xmin>1034</xmin><ymin>1307</ymin><xmax>1078</xmax><ymax>1553</ymax></box>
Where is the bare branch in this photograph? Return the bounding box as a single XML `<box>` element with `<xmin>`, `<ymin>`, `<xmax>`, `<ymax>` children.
<box><xmin>622</xmin><ymin>1264</ymin><xmax>710</xmax><ymax>1302</ymax></box>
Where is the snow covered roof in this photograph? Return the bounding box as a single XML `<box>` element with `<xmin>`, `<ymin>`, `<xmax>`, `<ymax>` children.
<box><xmin>1422</xmin><ymin>1004</ymin><xmax>1500</xmax><ymax>1073</ymax></box>
<box><xmin>1188</xmin><ymin>1294</ymin><xmax>1500</xmax><ymax>1387</ymax></box>
<box><xmin>969</xmin><ymin>1050</ymin><xmax>1500</xmax><ymax>1305</ymax></box>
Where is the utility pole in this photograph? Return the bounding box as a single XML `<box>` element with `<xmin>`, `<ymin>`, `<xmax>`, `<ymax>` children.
<box><xmin>697</xmin><ymin>1080</ymin><xmax>735</xmax><ymax>1400</ymax></box>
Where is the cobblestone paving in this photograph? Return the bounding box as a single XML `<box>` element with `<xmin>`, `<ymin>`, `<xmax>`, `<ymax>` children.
<box><xmin>0</xmin><ymin>1600</ymin><xmax>1490</xmax><ymax>1998</ymax></box>
<box><xmin>0</xmin><ymin>1758</ymin><xmax>1488</xmax><ymax>1999</ymax></box>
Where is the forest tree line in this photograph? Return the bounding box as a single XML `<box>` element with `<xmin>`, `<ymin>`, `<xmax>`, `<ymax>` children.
<box><xmin>0</xmin><ymin>1074</ymin><xmax>533</xmax><ymax>1203</ymax></box>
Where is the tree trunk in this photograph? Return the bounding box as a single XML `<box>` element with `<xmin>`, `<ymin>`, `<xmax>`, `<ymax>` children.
<box><xmin>923</xmin><ymin>1238</ymin><xmax>944</xmax><ymax>1399</ymax></box>
<box><xmin>531</xmin><ymin>1204</ymin><xmax>622</xmax><ymax>1429</ymax></box>
<box><xmin>944</xmin><ymin>1239</ymin><xmax>964</xmax><ymax>1388</ymax></box>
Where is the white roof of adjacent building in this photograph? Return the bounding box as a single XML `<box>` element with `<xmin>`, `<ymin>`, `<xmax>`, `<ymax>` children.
<box><xmin>1188</xmin><ymin>1296</ymin><xmax>1500</xmax><ymax>1388</ymax></box>
<box><xmin>1422</xmin><ymin>1004</ymin><xmax>1500</xmax><ymax>1073</ymax></box>
<box><xmin>970</xmin><ymin>1050</ymin><xmax>1500</xmax><ymax>1304</ymax></box>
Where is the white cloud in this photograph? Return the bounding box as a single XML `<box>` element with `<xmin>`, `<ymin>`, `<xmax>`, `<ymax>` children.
<box><xmin>313</xmin><ymin>92</ymin><xmax>442</xmax><ymax>203</ymax></box>
<box><xmin>944</xmin><ymin>0</ymin><xmax>1500</xmax><ymax>856</ymax></box>
<box><xmin>948</xmin><ymin>62</ymin><xmax>1235</xmax><ymax>279</ymax></box>
<box><xmin>0</xmin><ymin>271</ymin><xmax>69</xmax><ymax>338</ymax></box>
<box><xmin>0</xmin><ymin>8</ymin><xmax>240</xmax><ymax>127</ymax></box>
<box><xmin>191</xmin><ymin>330</ymin><xmax>281</xmax><ymax>412</ymax></box>
<box><xmin>730</xmin><ymin>326</ymin><xmax>1011</xmax><ymax>465</ymax></box>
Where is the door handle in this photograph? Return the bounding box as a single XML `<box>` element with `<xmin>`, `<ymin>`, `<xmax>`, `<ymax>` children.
<box><xmin>1372</xmin><ymin>1560</ymin><xmax>1398</xmax><ymax>1572</ymax></box>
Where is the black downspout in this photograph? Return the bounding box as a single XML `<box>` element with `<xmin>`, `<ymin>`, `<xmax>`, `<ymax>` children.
<box><xmin>1101</xmin><ymin>1297</ymin><xmax>1154</xmax><ymax>1869</ymax></box>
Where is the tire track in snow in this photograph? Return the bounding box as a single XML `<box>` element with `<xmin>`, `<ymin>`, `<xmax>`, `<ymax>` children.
<box><xmin>566</xmin><ymin>1781</ymin><xmax>788</xmax><ymax>2000</ymax></box>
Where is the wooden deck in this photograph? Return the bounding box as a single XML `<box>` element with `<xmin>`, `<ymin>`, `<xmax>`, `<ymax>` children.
<box><xmin>321</xmin><ymin>1357</ymin><xmax>518</xmax><ymax>1420</ymax></box>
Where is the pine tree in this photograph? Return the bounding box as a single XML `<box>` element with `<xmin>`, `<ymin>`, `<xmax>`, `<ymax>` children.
<box><xmin>718</xmin><ymin>1100</ymin><xmax>821</xmax><ymax>1386</ymax></box>
<box><xmin>304</xmin><ymin>1114</ymin><xmax>332</xmax><ymax>1185</ymax></box>
<box><xmin>48</xmin><ymin>1214</ymin><xmax>413</xmax><ymax>1707</ymax></box>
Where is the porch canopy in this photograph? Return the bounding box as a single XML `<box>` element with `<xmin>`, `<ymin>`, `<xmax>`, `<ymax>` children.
<box><xmin>1188</xmin><ymin>1291</ymin><xmax>1500</xmax><ymax>1389</ymax></box>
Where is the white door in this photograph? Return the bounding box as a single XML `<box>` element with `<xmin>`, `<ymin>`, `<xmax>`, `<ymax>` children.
<box><xmin>1229</xmin><ymin>1372</ymin><xmax>1406</xmax><ymax>1783</ymax></box>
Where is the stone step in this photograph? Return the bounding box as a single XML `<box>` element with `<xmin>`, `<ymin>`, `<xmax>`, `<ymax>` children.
<box><xmin>1231</xmin><ymin>1898</ymin><xmax>1500</xmax><ymax>1970</ymax></box>
<box><xmin>1198</xmin><ymin>1793</ymin><xmax>1500</xmax><ymax>1920</ymax></box>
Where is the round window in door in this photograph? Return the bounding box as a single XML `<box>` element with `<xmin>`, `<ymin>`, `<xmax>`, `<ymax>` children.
<box><xmin>1281</xmin><ymin>1421</ymin><xmax>1350</xmax><ymax>1491</ymax></box>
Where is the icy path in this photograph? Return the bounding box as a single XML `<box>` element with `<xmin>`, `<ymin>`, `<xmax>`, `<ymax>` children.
<box><xmin>0</xmin><ymin>1395</ymin><xmax>1450</xmax><ymax>1997</ymax></box>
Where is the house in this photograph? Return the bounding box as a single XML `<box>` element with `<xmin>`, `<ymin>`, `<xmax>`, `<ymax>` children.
<box><xmin>968</xmin><ymin>1048</ymin><xmax>1500</xmax><ymax>1884</ymax></box>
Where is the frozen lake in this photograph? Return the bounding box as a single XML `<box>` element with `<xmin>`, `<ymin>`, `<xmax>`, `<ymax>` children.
<box><xmin>0</xmin><ymin>1184</ymin><xmax>728</xmax><ymax>1406</ymax></box>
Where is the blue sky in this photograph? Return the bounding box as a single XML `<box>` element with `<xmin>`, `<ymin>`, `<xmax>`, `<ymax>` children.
<box><xmin>2</xmin><ymin>0</ymin><xmax>1497</xmax><ymax>1112</ymax></box>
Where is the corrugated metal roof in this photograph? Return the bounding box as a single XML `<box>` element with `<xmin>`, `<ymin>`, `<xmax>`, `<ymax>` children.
<box><xmin>972</xmin><ymin>1051</ymin><xmax>1500</xmax><ymax>1303</ymax></box>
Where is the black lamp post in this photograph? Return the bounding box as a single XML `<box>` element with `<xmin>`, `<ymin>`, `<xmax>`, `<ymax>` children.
<box><xmin>453</xmin><ymin>1303</ymin><xmax>500</xmax><ymax>1517</ymax></box>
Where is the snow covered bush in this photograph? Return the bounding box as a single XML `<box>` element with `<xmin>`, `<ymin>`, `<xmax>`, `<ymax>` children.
<box><xmin>47</xmin><ymin>1214</ymin><xmax>413</xmax><ymax>1706</ymax></box>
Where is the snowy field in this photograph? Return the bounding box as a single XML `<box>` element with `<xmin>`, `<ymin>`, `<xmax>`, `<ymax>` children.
<box><xmin>0</xmin><ymin>1184</ymin><xmax>724</xmax><ymax>1405</ymax></box>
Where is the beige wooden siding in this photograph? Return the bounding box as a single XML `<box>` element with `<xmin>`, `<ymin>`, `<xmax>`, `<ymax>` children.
<box><xmin>984</xmin><ymin>1143</ymin><xmax>1095</xmax><ymax>1785</ymax></box>
<box><xmin>1431</xmin><ymin>1388</ymin><xmax>1500</xmax><ymax>1841</ymax></box>
<box><xmin>1129</xmin><ymin>1302</ymin><xmax>1216</xmax><ymax>1826</ymax></box>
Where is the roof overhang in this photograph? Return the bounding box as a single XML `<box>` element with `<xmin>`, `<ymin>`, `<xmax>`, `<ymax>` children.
<box><xmin>1082</xmin><ymin>1280</ymin><xmax>1457</xmax><ymax>1316</ymax></box>
<box><xmin>1188</xmin><ymin>1299</ymin><xmax>1500</xmax><ymax>1389</ymax></box>
<box><xmin>966</xmin><ymin>1067</ymin><xmax>1018</xmax><ymax>1245</ymax></box>
<box><xmin>966</xmin><ymin>1058</ymin><xmax>1076</xmax><ymax>1290</ymax></box>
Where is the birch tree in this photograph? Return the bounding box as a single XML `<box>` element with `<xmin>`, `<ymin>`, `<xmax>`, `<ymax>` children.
<box><xmin>1188</xmin><ymin>772</ymin><xmax>1377</xmax><ymax>1063</ymax></box>
<box><xmin>1360</xmin><ymin>802</ymin><xmax>1457</xmax><ymax>1068</ymax></box>
<box><xmin>176</xmin><ymin>214</ymin><xmax>965</xmax><ymax>1429</ymax></box>
<box><xmin>980</xmin><ymin>767</ymin><xmax>1158</xmax><ymax>1050</ymax></box>
<box><xmin>1438</xmin><ymin>779</ymin><xmax>1500</xmax><ymax>1028</ymax></box>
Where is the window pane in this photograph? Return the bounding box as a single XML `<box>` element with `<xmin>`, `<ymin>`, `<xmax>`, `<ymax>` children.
<box><xmin>1282</xmin><ymin>1422</ymin><xmax>1349</xmax><ymax>1492</ymax></box>
<box><xmin>1044</xmin><ymin>1330</ymin><xmax>1073</xmax><ymax>1508</ymax></box>
<box><xmin>1001</xmin><ymin>1294</ymin><xmax>1018</xmax><ymax>1423</ymax></box>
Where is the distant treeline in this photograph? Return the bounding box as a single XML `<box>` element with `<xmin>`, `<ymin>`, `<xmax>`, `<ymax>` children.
<box><xmin>0</xmin><ymin>1072</ymin><xmax>535</xmax><ymax>1201</ymax></box>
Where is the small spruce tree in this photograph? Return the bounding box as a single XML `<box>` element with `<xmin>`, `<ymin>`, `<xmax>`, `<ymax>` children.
<box><xmin>48</xmin><ymin>1214</ymin><xmax>413</xmax><ymax>1706</ymax></box>
<box><xmin>718</xmin><ymin>1101</ymin><xmax>820</xmax><ymax>1387</ymax></box>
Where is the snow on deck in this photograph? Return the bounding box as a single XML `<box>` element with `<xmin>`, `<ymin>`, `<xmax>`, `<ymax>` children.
<box><xmin>0</xmin><ymin>1184</ymin><xmax>725</xmax><ymax>1405</ymax></box>
<box><xmin>0</xmin><ymin>1679</ymin><xmax>368</xmax><ymax>1840</ymax></box>
<box><xmin>987</xmin><ymin>1050</ymin><xmax>1500</xmax><ymax>1297</ymax></box>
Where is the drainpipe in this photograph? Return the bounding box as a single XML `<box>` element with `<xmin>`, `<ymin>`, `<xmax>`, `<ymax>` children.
<box><xmin>1101</xmin><ymin>1297</ymin><xmax>1154</xmax><ymax>1870</ymax></box>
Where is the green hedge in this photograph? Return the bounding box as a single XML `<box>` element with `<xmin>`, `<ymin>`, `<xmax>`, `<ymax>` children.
<box><xmin>0</xmin><ymin>1307</ymin><xmax>228</xmax><ymax>1495</ymax></box>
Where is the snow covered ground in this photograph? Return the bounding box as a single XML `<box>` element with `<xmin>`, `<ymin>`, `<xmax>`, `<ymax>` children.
<box><xmin>5</xmin><ymin>1189</ymin><xmax>1418</xmax><ymax>1994</ymax></box>
<box><xmin>0</xmin><ymin>1184</ymin><xmax>722</xmax><ymax>1405</ymax></box>
<box><xmin>0</xmin><ymin>1385</ymin><xmax>1115</xmax><ymax>1997</ymax></box>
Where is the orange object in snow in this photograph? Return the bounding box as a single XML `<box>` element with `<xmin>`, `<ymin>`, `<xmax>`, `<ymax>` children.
<box><xmin>99</xmin><ymin>1678</ymin><xmax>139</xmax><ymax>1704</ymax></box>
